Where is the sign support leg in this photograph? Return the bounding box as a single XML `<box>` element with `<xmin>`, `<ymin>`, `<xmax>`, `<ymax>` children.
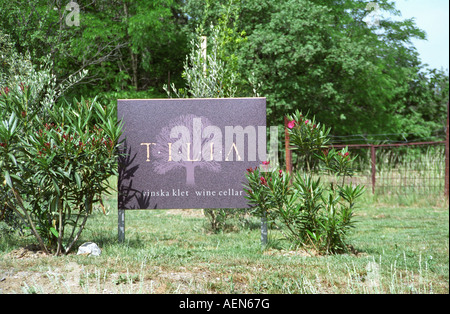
<box><xmin>261</xmin><ymin>212</ymin><xmax>268</xmax><ymax>247</ymax></box>
<box><xmin>118</xmin><ymin>209</ymin><xmax>125</xmax><ymax>243</ymax></box>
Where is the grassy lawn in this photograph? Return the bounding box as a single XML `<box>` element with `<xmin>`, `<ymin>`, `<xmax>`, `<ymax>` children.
<box><xmin>0</xmin><ymin>195</ymin><xmax>448</xmax><ymax>294</ymax></box>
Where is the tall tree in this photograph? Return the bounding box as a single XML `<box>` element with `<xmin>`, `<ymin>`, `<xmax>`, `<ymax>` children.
<box><xmin>234</xmin><ymin>0</ymin><xmax>429</xmax><ymax>137</ymax></box>
<box><xmin>183</xmin><ymin>0</ymin><xmax>443</xmax><ymax>138</ymax></box>
<box><xmin>0</xmin><ymin>0</ymin><xmax>189</xmax><ymax>102</ymax></box>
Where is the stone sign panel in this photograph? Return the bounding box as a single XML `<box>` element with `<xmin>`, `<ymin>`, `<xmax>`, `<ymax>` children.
<box><xmin>117</xmin><ymin>98</ymin><xmax>266</xmax><ymax>209</ymax></box>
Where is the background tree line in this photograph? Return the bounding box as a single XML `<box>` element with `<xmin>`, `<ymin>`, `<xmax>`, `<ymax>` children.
<box><xmin>1</xmin><ymin>0</ymin><xmax>448</xmax><ymax>141</ymax></box>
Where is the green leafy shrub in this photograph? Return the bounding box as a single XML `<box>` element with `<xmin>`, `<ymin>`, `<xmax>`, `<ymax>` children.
<box><xmin>244</xmin><ymin>110</ymin><xmax>365</xmax><ymax>254</ymax></box>
<box><xmin>0</xmin><ymin>37</ymin><xmax>121</xmax><ymax>255</ymax></box>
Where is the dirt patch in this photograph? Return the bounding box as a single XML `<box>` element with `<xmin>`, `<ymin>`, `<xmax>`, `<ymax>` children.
<box><xmin>6</xmin><ymin>244</ymin><xmax>50</xmax><ymax>260</ymax></box>
<box><xmin>0</xmin><ymin>251</ymin><xmax>84</xmax><ymax>294</ymax></box>
<box><xmin>0</xmin><ymin>247</ymin><xmax>214</xmax><ymax>294</ymax></box>
<box><xmin>263</xmin><ymin>248</ymin><xmax>318</xmax><ymax>257</ymax></box>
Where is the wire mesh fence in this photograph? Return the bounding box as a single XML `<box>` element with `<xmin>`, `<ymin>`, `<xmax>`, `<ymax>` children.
<box><xmin>282</xmin><ymin>117</ymin><xmax>449</xmax><ymax>197</ymax></box>
<box><xmin>329</xmin><ymin>143</ymin><xmax>447</xmax><ymax>196</ymax></box>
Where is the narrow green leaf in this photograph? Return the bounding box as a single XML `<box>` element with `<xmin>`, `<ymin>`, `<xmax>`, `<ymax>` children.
<box><xmin>50</xmin><ymin>227</ymin><xmax>59</xmax><ymax>238</ymax></box>
<box><xmin>52</xmin><ymin>178</ymin><xmax>60</xmax><ymax>195</ymax></box>
<box><xmin>7</xmin><ymin>153</ymin><xmax>17</xmax><ymax>166</ymax></box>
<box><xmin>74</xmin><ymin>172</ymin><xmax>82</xmax><ymax>189</ymax></box>
<box><xmin>4</xmin><ymin>170</ymin><xmax>13</xmax><ymax>188</ymax></box>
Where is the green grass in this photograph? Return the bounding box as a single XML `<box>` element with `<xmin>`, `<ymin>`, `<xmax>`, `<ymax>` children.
<box><xmin>1</xmin><ymin>194</ymin><xmax>448</xmax><ymax>294</ymax></box>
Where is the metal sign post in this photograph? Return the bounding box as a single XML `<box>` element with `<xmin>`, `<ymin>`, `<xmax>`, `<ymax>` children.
<box><xmin>118</xmin><ymin>209</ymin><xmax>125</xmax><ymax>243</ymax></box>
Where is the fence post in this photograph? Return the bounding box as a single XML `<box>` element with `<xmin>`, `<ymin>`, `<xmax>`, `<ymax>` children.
<box><xmin>445</xmin><ymin>102</ymin><xmax>449</xmax><ymax>198</ymax></box>
<box><xmin>371</xmin><ymin>145</ymin><xmax>376</xmax><ymax>194</ymax></box>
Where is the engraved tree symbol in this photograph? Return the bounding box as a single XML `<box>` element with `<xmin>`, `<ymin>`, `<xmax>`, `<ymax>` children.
<box><xmin>152</xmin><ymin>114</ymin><xmax>222</xmax><ymax>186</ymax></box>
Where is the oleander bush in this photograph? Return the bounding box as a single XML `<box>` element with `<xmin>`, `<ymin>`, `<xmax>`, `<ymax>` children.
<box><xmin>244</xmin><ymin>110</ymin><xmax>365</xmax><ymax>254</ymax></box>
<box><xmin>0</xmin><ymin>36</ymin><xmax>122</xmax><ymax>255</ymax></box>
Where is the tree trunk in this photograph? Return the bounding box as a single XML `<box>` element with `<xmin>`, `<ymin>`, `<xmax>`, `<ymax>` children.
<box><xmin>123</xmin><ymin>1</ymin><xmax>138</xmax><ymax>90</ymax></box>
<box><xmin>130</xmin><ymin>51</ymin><xmax>138</xmax><ymax>90</ymax></box>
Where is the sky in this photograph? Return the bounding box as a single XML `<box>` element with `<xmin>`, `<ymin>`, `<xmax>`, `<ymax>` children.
<box><xmin>390</xmin><ymin>0</ymin><xmax>449</xmax><ymax>71</ymax></box>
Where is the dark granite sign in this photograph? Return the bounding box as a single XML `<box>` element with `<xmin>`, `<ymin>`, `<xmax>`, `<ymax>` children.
<box><xmin>117</xmin><ymin>98</ymin><xmax>266</xmax><ymax>209</ymax></box>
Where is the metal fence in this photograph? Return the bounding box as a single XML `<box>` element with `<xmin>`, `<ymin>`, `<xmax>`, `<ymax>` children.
<box><xmin>283</xmin><ymin>112</ymin><xmax>449</xmax><ymax>197</ymax></box>
<box><xmin>328</xmin><ymin>142</ymin><xmax>447</xmax><ymax>196</ymax></box>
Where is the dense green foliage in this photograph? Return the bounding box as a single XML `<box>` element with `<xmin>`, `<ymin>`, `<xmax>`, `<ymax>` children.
<box><xmin>186</xmin><ymin>0</ymin><xmax>448</xmax><ymax>139</ymax></box>
<box><xmin>0</xmin><ymin>0</ymin><xmax>447</xmax><ymax>140</ymax></box>
<box><xmin>245</xmin><ymin>111</ymin><xmax>365</xmax><ymax>254</ymax></box>
<box><xmin>0</xmin><ymin>0</ymin><xmax>188</xmax><ymax>102</ymax></box>
<box><xmin>0</xmin><ymin>32</ymin><xmax>121</xmax><ymax>255</ymax></box>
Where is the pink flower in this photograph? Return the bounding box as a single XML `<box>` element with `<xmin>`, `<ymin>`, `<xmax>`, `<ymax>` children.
<box><xmin>260</xmin><ymin>176</ymin><xmax>268</xmax><ymax>186</ymax></box>
<box><xmin>262</xmin><ymin>161</ymin><xmax>270</xmax><ymax>165</ymax></box>
<box><xmin>287</xmin><ymin>120</ymin><xmax>295</xmax><ymax>129</ymax></box>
